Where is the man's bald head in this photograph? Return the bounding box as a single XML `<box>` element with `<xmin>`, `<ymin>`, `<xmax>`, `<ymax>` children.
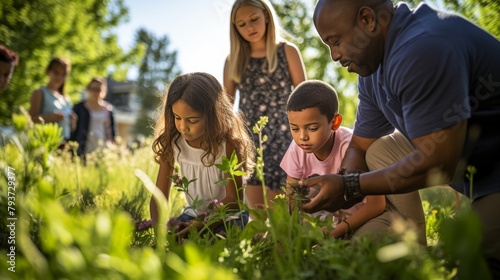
<box><xmin>314</xmin><ymin>0</ymin><xmax>392</xmax><ymax>25</ymax></box>
<box><xmin>313</xmin><ymin>0</ymin><xmax>393</xmax><ymax>77</ymax></box>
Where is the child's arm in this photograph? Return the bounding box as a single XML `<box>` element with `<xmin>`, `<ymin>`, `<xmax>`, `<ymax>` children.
<box><xmin>223</xmin><ymin>57</ymin><xmax>237</xmax><ymax>102</ymax></box>
<box><xmin>150</xmin><ymin>160</ymin><xmax>172</xmax><ymax>225</ymax></box>
<box><xmin>29</xmin><ymin>89</ymin><xmax>64</xmax><ymax>123</ymax></box>
<box><xmin>329</xmin><ymin>195</ymin><xmax>386</xmax><ymax>239</ymax></box>
<box><xmin>283</xmin><ymin>42</ymin><xmax>306</xmax><ymax>87</ymax></box>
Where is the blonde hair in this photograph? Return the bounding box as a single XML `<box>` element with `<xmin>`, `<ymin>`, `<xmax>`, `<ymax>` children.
<box><xmin>228</xmin><ymin>0</ymin><xmax>284</xmax><ymax>84</ymax></box>
<box><xmin>152</xmin><ymin>72</ymin><xmax>255</xmax><ymax>175</ymax></box>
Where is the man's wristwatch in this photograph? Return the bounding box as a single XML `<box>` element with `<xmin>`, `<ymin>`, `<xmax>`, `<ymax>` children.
<box><xmin>342</xmin><ymin>173</ymin><xmax>365</xmax><ymax>209</ymax></box>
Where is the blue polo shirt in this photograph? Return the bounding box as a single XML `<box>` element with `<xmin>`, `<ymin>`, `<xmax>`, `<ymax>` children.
<box><xmin>354</xmin><ymin>3</ymin><xmax>500</xmax><ymax>199</ymax></box>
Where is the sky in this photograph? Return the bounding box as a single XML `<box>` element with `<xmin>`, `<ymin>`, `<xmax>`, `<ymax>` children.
<box><xmin>115</xmin><ymin>0</ymin><xmax>235</xmax><ymax>83</ymax></box>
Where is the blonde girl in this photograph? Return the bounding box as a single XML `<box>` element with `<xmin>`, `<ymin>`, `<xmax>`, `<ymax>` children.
<box><xmin>151</xmin><ymin>72</ymin><xmax>255</xmax><ymax>236</ymax></box>
<box><xmin>224</xmin><ymin>0</ymin><xmax>307</xmax><ymax>208</ymax></box>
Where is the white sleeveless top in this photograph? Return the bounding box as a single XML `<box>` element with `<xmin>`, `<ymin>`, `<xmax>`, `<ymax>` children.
<box><xmin>85</xmin><ymin>110</ymin><xmax>109</xmax><ymax>154</ymax></box>
<box><xmin>173</xmin><ymin>137</ymin><xmax>226</xmax><ymax>217</ymax></box>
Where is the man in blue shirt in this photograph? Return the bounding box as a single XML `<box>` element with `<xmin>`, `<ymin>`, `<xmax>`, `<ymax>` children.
<box><xmin>303</xmin><ymin>0</ymin><xmax>500</xmax><ymax>277</ymax></box>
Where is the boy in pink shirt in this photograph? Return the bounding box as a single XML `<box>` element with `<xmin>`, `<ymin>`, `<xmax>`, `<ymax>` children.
<box><xmin>280</xmin><ymin>80</ymin><xmax>386</xmax><ymax>239</ymax></box>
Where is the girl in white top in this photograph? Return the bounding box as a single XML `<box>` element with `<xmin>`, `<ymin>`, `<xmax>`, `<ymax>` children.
<box><xmin>151</xmin><ymin>72</ymin><xmax>255</xmax><ymax>237</ymax></box>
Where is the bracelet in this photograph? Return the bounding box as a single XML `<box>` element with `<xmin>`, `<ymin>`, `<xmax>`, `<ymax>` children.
<box><xmin>338</xmin><ymin>168</ymin><xmax>366</xmax><ymax>175</ymax></box>
<box><xmin>342</xmin><ymin>173</ymin><xmax>365</xmax><ymax>208</ymax></box>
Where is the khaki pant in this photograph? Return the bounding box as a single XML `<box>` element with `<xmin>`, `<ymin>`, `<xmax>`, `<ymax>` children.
<box><xmin>353</xmin><ymin>132</ymin><xmax>427</xmax><ymax>245</ymax></box>
<box><xmin>472</xmin><ymin>192</ymin><xmax>500</xmax><ymax>279</ymax></box>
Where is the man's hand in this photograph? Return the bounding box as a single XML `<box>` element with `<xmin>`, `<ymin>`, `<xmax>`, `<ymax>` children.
<box><xmin>301</xmin><ymin>174</ymin><xmax>346</xmax><ymax>213</ymax></box>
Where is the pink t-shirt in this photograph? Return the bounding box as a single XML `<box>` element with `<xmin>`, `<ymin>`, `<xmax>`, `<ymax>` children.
<box><xmin>280</xmin><ymin>126</ymin><xmax>364</xmax><ymax>220</ymax></box>
<box><xmin>280</xmin><ymin>126</ymin><xmax>352</xmax><ymax>178</ymax></box>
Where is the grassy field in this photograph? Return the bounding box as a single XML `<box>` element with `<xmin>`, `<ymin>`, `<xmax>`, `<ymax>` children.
<box><xmin>0</xmin><ymin>118</ymin><xmax>491</xmax><ymax>279</ymax></box>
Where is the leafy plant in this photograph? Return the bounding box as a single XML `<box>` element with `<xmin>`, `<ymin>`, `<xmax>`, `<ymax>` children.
<box><xmin>252</xmin><ymin>116</ymin><xmax>270</xmax><ymax>209</ymax></box>
<box><xmin>0</xmin><ymin>114</ymin><xmax>488</xmax><ymax>279</ymax></box>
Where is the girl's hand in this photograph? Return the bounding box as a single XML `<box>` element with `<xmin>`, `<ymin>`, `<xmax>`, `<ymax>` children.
<box><xmin>175</xmin><ymin>220</ymin><xmax>204</xmax><ymax>237</ymax></box>
<box><xmin>53</xmin><ymin>111</ymin><xmax>65</xmax><ymax>121</ymax></box>
<box><xmin>207</xmin><ymin>199</ymin><xmax>223</xmax><ymax>211</ymax></box>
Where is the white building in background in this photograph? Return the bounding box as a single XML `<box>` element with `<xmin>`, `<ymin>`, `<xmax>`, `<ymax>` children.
<box><xmin>105</xmin><ymin>78</ymin><xmax>140</xmax><ymax>145</ymax></box>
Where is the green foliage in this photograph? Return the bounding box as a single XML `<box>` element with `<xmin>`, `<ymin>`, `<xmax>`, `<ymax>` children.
<box><xmin>0</xmin><ymin>116</ymin><xmax>166</xmax><ymax>279</ymax></box>
<box><xmin>0</xmin><ymin>0</ymin><xmax>143</xmax><ymax>124</ymax></box>
<box><xmin>1</xmin><ymin>1</ymin><xmax>498</xmax><ymax>278</ymax></box>
<box><xmin>466</xmin><ymin>165</ymin><xmax>477</xmax><ymax>199</ymax></box>
<box><xmin>215</xmin><ymin>149</ymin><xmax>247</xmax><ymax>205</ymax></box>
<box><xmin>133</xmin><ymin>28</ymin><xmax>181</xmax><ymax>137</ymax></box>
<box><xmin>0</xmin><ymin>115</ymin><xmax>488</xmax><ymax>280</ymax></box>
<box><xmin>405</xmin><ymin>0</ymin><xmax>500</xmax><ymax>40</ymax></box>
<box><xmin>252</xmin><ymin>116</ymin><xmax>269</xmax><ymax>184</ymax></box>
<box><xmin>252</xmin><ymin>116</ymin><xmax>270</xmax><ymax>209</ymax></box>
<box><xmin>438</xmin><ymin>210</ymin><xmax>491</xmax><ymax>279</ymax></box>
<box><xmin>419</xmin><ymin>186</ymin><xmax>470</xmax><ymax>245</ymax></box>
<box><xmin>1</xmin><ymin>1</ymin><xmax>497</xmax><ymax>277</ymax></box>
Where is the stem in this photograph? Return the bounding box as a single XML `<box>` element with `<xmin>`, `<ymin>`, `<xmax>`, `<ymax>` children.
<box><xmin>466</xmin><ymin>165</ymin><xmax>476</xmax><ymax>200</ymax></box>
<box><xmin>230</xmin><ymin>171</ymin><xmax>245</xmax><ymax>229</ymax></box>
<box><xmin>258</xmin><ymin>130</ymin><xmax>269</xmax><ymax>210</ymax></box>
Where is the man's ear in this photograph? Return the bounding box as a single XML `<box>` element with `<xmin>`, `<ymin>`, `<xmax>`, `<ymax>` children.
<box><xmin>358</xmin><ymin>6</ymin><xmax>377</xmax><ymax>32</ymax></box>
<box><xmin>331</xmin><ymin>114</ymin><xmax>343</xmax><ymax>130</ymax></box>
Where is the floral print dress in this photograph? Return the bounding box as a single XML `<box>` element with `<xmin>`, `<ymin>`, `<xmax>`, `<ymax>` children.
<box><xmin>237</xmin><ymin>43</ymin><xmax>293</xmax><ymax>190</ymax></box>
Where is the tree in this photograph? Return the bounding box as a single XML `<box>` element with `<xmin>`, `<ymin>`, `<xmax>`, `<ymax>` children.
<box><xmin>133</xmin><ymin>28</ymin><xmax>181</xmax><ymax>137</ymax></box>
<box><xmin>0</xmin><ymin>0</ymin><xmax>142</xmax><ymax>124</ymax></box>
<box><xmin>406</xmin><ymin>0</ymin><xmax>500</xmax><ymax>39</ymax></box>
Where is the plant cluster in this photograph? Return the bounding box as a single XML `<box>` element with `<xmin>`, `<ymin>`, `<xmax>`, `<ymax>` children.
<box><xmin>0</xmin><ymin>115</ymin><xmax>490</xmax><ymax>279</ymax></box>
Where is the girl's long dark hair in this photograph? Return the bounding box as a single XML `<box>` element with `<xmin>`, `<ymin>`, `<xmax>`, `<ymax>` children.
<box><xmin>152</xmin><ymin>72</ymin><xmax>255</xmax><ymax>176</ymax></box>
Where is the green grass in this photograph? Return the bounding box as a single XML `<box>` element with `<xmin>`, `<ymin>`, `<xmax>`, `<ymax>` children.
<box><xmin>0</xmin><ymin>119</ymin><xmax>490</xmax><ymax>279</ymax></box>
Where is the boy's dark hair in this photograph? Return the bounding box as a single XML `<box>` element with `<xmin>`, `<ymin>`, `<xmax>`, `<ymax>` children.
<box><xmin>0</xmin><ymin>45</ymin><xmax>19</xmax><ymax>66</ymax></box>
<box><xmin>287</xmin><ymin>80</ymin><xmax>339</xmax><ymax>121</ymax></box>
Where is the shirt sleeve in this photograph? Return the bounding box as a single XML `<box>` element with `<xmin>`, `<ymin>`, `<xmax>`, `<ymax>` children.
<box><xmin>354</xmin><ymin>76</ymin><xmax>395</xmax><ymax>138</ymax></box>
<box><xmin>280</xmin><ymin>141</ymin><xmax>305</xmax><ymax>179</ymax></box>
<box><xmin>338</xmin><ymin>127</ymin><xmax>352</xmax><ymax>159</ymax></box>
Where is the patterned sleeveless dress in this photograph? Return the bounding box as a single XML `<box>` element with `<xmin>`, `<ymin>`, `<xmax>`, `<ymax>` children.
<box><xmin>237</xmin><ymin>43</ymin><xmax>293</xmax><ymax>190</ymax></box>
